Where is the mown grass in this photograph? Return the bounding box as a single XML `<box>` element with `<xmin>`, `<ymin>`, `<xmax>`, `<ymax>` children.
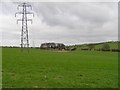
<box><xmin>2</xmin><ymin>48</ymin><xmax>118</xmax><ymax>88</ymax></box>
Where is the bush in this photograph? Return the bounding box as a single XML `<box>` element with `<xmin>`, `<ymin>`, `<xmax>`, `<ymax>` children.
<box><xmin>102</xmin><ymin>43</ymin><xmax>110</xmax><ymax>51</ymax></box>
<box><xmin>87</xmin><ymin>44</ymin><xmax>95</xmax><ymax>51</ymax></box>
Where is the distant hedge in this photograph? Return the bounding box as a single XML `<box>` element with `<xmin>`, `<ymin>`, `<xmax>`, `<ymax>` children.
<box><xmin>81</xmin><ymin>48</ymin><xmax>120</xmax><ymax>52</ymax></box>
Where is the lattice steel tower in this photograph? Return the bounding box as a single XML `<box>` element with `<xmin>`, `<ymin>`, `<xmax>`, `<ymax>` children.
<box><xmin>15</xmin><ymin>3</ymin><xmax>34</xmax><ymax>48</ymax></box>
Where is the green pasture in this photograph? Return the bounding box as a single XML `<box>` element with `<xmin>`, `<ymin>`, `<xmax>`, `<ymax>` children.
<box><xmin>2</xmin><ymin>48</ymin><xmax>118</xmax><ymax>88</ymax></box>
<box><xmin>75</xmin><ymin>41</ymin><xmax>119</xmax><ymax>50</ymax></box>
<box><xmin>95</xmin><ymin>42</ymin><xmax>119</xmax><ymax>49</ymax></box>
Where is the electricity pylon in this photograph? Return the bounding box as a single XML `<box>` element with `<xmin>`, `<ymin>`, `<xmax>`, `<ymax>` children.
<box><xmin>15</xmin><ymin>2</ymin><xmax>34</xmax><ymax>49</ymax></box>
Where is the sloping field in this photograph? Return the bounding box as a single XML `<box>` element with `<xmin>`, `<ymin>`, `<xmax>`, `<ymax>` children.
<box><xmin>2</xmin><ymin>48</ymin><xmax>118</xmax><ymax>88</ymax></box>
<box><xmin>94</xmin><ymin>42</ymin><xmax>119</xmax><ymax>49</ymax></box>
<box><xmin>73</xmin><ymin>41</ymin><xmax>119</xmax><ymax>50</ymax></box>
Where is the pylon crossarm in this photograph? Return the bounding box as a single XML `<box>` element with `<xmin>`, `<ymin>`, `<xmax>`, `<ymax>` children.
<box><xmin>26</xmin><ymin>5</ymin><xmax>32</xmax><ymax>10</ymax></box>
<box><xmin>15</xmin><ymin>12</ymin><xmax>23</xmax><ymax>17</ymax></box>
<box><xmin>27</xmin><ymin>19</ymin><xmax>33</xmax><ymax>24</ymax></box>
<box><xmin>26</xmin><ymin>12</ymin><xmax>34</xmax><ymax>17</ymax></box>
<box><xmin>17</xmin><ymin>4</ymin><xmax>24</xmax><ymax>10</ymax></box>
<box><xmin>17</xmin><ymin>19</ymin><xmax>22</xmax><ymax>24</ymax></box>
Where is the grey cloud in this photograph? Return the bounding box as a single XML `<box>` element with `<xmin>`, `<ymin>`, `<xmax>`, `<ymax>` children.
<box><xmin>1</xmin><ymin>2</ymin><xmax>118</xmax><ymax>46</ymax></box>
<box><xmin>33</xmin><ymin>2</ymin><xmax>117</xmax><ymax>29</ymax></box>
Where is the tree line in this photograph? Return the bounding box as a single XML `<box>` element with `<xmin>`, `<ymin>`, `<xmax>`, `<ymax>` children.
<box><xmin>80</xmin><ymin>43</ymin><xmax>120</xmax><ymax>52</ymax></box>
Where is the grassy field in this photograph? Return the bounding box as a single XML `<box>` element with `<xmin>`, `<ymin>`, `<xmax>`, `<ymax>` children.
<box><xmin>2</xmin><ymin>48</ymin><xmax>118</xmax><ymax>88</ymax></box>
<box><xmin>94</xmin><ymin>42</ymin><xmax>119</xmax><ymax>49</ymax></box>
<box><xmin>72</xmin><ymin>41</ymin><xmax>119</xmax><ymax>50</ymax></box>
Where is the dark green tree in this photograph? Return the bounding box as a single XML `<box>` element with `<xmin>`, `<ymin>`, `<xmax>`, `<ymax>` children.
<box><xmin>88</xmin><ymin>44</ymin><xmax>95</xmax><ymax>51</ymax></box>
<box><xmin>102</xmin><ymin>43</ymin><xmax>110</xmax><ymax>50</ymax></box>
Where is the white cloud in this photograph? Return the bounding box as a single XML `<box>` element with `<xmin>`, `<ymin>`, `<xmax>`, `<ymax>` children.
<box><xmin>0</xmin><ymin>2</ymin><xmax>118</xmax><ymax>46</ymax></box>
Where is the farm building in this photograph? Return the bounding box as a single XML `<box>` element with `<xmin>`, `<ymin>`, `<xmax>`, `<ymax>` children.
<box><xmin>40</xmin><ymin>43</ymin><xmax>65</xmax><ymax>50</ymax></box>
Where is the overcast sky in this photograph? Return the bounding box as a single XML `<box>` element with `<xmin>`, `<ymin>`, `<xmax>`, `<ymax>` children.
<box><xmin>0</xmin><ymin>1</ymin><xmax>118</xmax><ymax>47</ymax></box>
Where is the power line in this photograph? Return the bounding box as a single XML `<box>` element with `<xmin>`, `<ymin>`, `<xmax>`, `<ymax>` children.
<box><xmin>15</xmin><ymin>2</ymin><xmax>34</xmax><ymax>50</ymax></box>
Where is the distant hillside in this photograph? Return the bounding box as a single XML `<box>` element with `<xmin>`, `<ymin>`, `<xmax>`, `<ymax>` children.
<box><xmin>66</xmin><ymin>41</ymin><xmax>120</xmax><ymax>51</ymax></box>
